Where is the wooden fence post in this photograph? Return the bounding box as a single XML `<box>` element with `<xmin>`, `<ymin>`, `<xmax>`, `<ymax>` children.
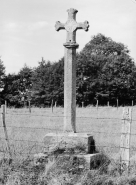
<box><xmin>96</xmin><ymin>100</ymin><xmax>98</xmax><ymax>110</ymax></box>
<box><xmin>5</xmin><ymin>100</ymin><xmax>7</xmax><ymax>114</ymax></box>
<box><xmin>55</xmin><ymin>101</ymin><xmax>57</xmax><ymax>108</ymax></box>
<box><xmin>28</xmin><ymin>100</ymin><xmax>31</xmax><ymax>113</ymax></box>
<box><xmin>120</xmin><ymin>107</ymin><xmax>132</xmax><ymax>172</ymax></box>
<box><xmin>132</xmin><ymin>100</ymin><xmax>133</xmax><ymax>107</ymax></box>
<box><xmin>1</xmin><ymin>105</ymin><xmax>12</xmax><ymax>157</ymax></box>
<box><xmin>51</xmin><ymin>99</ymin><xmax>53</xmax><ymax>113</ymax></box>
<box><xmin>117</xmin><ymin>99</ymin><xmax>118</xmax><ymax>109</ymax></box>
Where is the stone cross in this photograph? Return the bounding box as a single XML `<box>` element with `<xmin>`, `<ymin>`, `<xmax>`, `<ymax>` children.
<box><xmin>55</xmin><ymin>8</ymin><xmax>89</xmax><ymax>133</ymax></box>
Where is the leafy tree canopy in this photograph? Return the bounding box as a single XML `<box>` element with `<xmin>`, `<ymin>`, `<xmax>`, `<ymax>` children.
<box><xmin>76</xmin><ymin>34</ymin><xmax>136</xmax><ymax>105</ymax></box>
<box><xmin>2</xmin><ymin>34</ymin><xmax>136</xmax><ymax>107</ymax></box>
<box><xmin>0</xmin><ymin>57</ymin><xmax>5</xmax><ymax>90</ymax></box>
<box><xmin>31</xmin><ymin>58</ymin><xmax>64</xmax><ymax>106</ymax></box>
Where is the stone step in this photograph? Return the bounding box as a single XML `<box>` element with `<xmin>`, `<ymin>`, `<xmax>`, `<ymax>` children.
<box><xmin>44</xmin><ymin>132</ymin><xmax>96</xmax><ymax>154</ymax></box>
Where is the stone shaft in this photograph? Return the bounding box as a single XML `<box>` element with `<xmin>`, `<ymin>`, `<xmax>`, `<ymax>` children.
<box><xmin>64</xmin><ymin>47</ymin><xmax>76</xmax><ymax>132</ymax></box>
<box><xmin>55</xmin><ymin>8</ymin><xmax>89</xmax><ymax>133</ymax></box>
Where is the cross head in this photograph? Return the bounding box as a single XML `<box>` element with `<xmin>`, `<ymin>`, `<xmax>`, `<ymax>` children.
<box><xmin>55</xmin><ymin>8</ymin><xmax>89</xmax><ymax>46</ymax></box>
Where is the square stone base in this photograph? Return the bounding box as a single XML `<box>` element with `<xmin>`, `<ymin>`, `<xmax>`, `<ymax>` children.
<box><xmin>33</xmin><ymin>152</ymin><xmax>100</xmax><ymax>170</ymax></box>
<box><xmin>43</xmin><ymin>132</ymin><xmax>95</xmax><ymax>154</ymax></box>
<box><xmin>76</xmin><ymin>153</ymin><xmax>100</xmax><ymax>168</ymax></box>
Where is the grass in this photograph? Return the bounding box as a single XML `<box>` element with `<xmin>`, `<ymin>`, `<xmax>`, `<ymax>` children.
<box><xmin>0</xmin><ymin>106</ymin><xmax>136</xmax><ymax>184</ymax></box>
<box><xmin>0</xmin><ymin>106</ymin><xmax>136</xmax><ymax>157</ymax></box>
<box><xmin>1</xmin><ymin>148</ymin><xmax>136</xmax><ymax>185</ymax></box>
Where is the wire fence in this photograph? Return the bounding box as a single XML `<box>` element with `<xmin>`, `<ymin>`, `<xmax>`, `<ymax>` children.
<box><xmin>0</xmin><ymin>106</ymin><xmax>136</xmax><ymax>162</ymax></box>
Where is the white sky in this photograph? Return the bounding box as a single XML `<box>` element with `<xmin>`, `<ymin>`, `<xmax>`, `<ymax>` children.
<box><xmin>0</xmin><ymin>0</ymin><xmax>136</xmax><ymax>74</ymax></box>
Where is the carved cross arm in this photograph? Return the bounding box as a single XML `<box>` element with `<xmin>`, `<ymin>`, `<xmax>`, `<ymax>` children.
<box><xmin>55</xmin><ymin>21</ymin><xmax>65</xmax><ymax>31</ymax></box>
<box><xmin>77</xmin><ymin>21</ymin><xmax>89</xmax><ymax>31</ymax></box>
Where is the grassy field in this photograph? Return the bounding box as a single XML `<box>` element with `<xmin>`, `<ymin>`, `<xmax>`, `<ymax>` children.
<box><xmin>0</xmin><ymin>106</ymin><xmax>136</xmax><ymax>158</ymax></box>
<box><xmin>0</xmin><ymin>106</ymin><xmax>136</xmax><ymax>184</ymax></box>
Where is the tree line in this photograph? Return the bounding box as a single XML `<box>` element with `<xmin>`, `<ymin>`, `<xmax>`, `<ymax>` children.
<box><xmin>0</xmin><ymin>34</ymin><xmax>136</xmax><ymax>107</ymax></box>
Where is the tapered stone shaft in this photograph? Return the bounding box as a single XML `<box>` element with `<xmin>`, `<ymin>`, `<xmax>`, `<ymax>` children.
<box><xmin>64</xmin><ymin>47</ymin><xmax>77</xmax><ymax>132</ymax></box>
<box><xmin>55</xmin><ymin>8</ymin><xmax>89</xmax><ymax>133</ymax></box>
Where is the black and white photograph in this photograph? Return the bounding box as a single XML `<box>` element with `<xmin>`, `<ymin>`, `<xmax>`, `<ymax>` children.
<box><xmin>0</xmin><ymin>0</ymin><xmax>136</xmax><ymax>184</ymax></box>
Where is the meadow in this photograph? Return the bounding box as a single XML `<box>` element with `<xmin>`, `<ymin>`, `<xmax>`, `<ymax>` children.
<box><xmin>0</xmin><ymin>106</ymin><xmax>136</xmax><ymax>184</ymax></box>
<box><xmin>0</xmin><ymin>106</ymin><xmax>136</xmax><ymax>159</ymax></box>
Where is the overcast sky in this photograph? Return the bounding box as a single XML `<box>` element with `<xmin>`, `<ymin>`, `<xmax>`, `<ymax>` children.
<box><xmin>0</xmin><ymin>0</ymin><xmax>136</xmax><ymax>74</ymax></box>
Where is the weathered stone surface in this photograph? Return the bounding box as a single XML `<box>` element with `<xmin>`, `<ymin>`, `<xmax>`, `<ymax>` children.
<box><xmin>42</xmin><ymin>10</ymin><xmax>96</xmax><ymax>170</ymax></box>
<box><xmin>55</xmin><ymin>8</ymin><xmax>89</xmax><ymax>44</ymax></box>
<box><xmin>76</xmin><ymin>153</ymin><xmax>101</xmax><ymax>168</ymax></box>
<box><xmin>64</xmin><ymin>47</ymin><xmax>76</xmax><ymax>132</ymax></box>
<box><xmin>55</xmin><ymin>8</ymin><xmax>89</xmax><ymax>133</ymax></box>
<box><xmin>44</xmin><ymin>133</ymin><xmax>95</xmax><ymax>154</ymax></box>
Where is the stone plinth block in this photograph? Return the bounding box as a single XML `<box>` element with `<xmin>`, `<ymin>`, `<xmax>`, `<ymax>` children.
<box><xmin>76</xmin><ymin>153</ymin><xmax>100</xmax><ymax>168</ymax></box>
<box><xmin>43</xmin><ymin>133</ymin><xmax>95</xmax><ymax>154</ymax></box>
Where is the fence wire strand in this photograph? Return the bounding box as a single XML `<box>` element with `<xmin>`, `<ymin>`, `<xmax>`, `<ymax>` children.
<box><xmin>0</xmin><ymin>107</ymin><xmax>136</xmax><ymax>161</ymax></box>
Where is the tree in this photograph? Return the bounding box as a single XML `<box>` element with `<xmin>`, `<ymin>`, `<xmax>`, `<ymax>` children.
<box><xmin>17</xmin><ymin>64</ymin><xmax>33</xmax><ymax>106</ymax></box>
<box><xmin>18</xmin><ymin>64</ymin><xmax>33</xmax><ymax>91</ymax></box>
<box><xmin>2</xmin><ymin>34</ymin><xmax>136</xmax><ymax>107</ymax></box>
<box><xmin>76</xmin><ymin>34</ymin><xmax>136</xmax><ymax>106</ymax></box>
<box><xmin>2</xmin><ymin>73</ymin><xmax>21</xmax><ymax>107</ymax></box>
<box><xmin>0</xmin><ymin>58</ymin><xmax>5</xmax><ymax>104</ymax></box>
<box><xmin>0</xmin><ymin>57</ymin><xmax>5</xmax><ymax>89</ymax></box>
<box><xmin>3</xmin><ymin>65</ymin><xmax>33</xmax><ymax>107</ymax></box>
<box><xmin>32</xmin><ymin>58</ymin><xmax>64</xmax><ymax>107</ymax></box>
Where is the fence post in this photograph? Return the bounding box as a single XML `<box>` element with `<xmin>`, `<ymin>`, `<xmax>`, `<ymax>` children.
<box><xmin>82</xmin><ymin>101</ymin><xmax>84</xmax><ymax>108</ymax></box>
<box><xmin>55</xmin><ymin>101</ymin><xmax>57</xmax><ymax>108</ymax></box>
<box><xmin>28</xmin><ymin>100</ymin><xmax>31</xmax><ymax>113</ymax></box>
<box><xmin>117</xmin><ymin>99</ymin><xmax>118</xmax><ymax>109</ymax></box>
<box><xmin>107</xmin><ymin>101</ymin><xmax>109</xmax><ymax>107</ymax></box>
<box><xmin>132</xmin><ymin>100</ymin><xmax>133</xmax><ymax>107</ymax></box>
<box><xmin>120</xmin><ymin>107</ymin><xmax>132</xmax><ymax>173</ymax></box>
<box><xmin>5</xmin><ymin>100</ymin><xmax>7</xmax><ymax>114</ymax></box>
<box><xmin>96</xmin><ymin>100</ymin><xmax>98</xmax><ymax>110</ymax></box>
<box><xmin>51</xmin><ymin>99</ymin><xmax>53</xmax><ymax>113</ymax></box>
<box><xmin>1</xmin><ymin>105</ymin><xmax>12</xmax><ymax>157</ymax></box>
